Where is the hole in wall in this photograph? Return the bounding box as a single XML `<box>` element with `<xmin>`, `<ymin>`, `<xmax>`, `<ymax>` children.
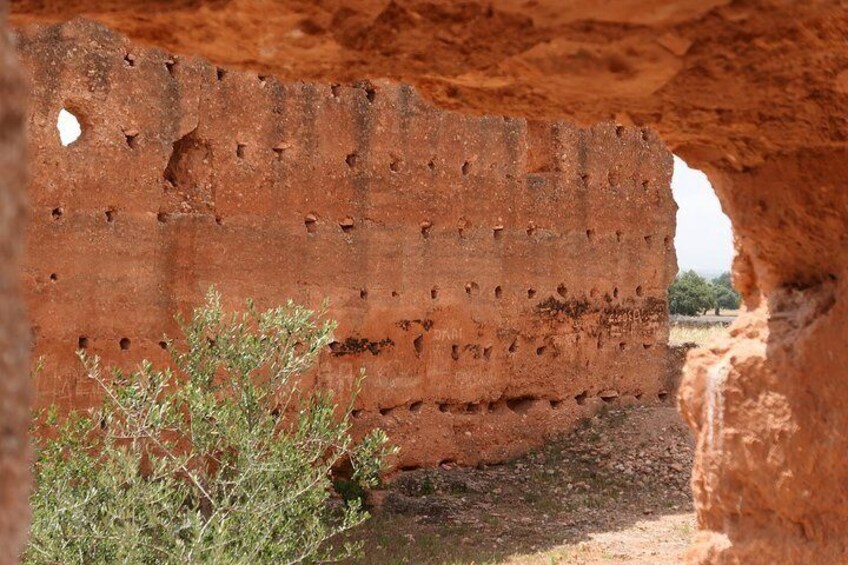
<box><xmin>409</xmin><ymin>401</ymin><xmax>423</xmax><ymax>412</ymax></box>
<box><xmin>391</xmin><ymin>290</ymin><xmax>400</xmax><ymax>298</ymax></box>
<box><xmin>527</xmin><ymin>288</ymin><xmax>536</xmax><ymax>299</ymax></box>
<box><xmin>57</xmin><ymin>108</ymin><xmax>82</xmax><ymax>146</ymax></box>
<box><xmin>124</xmin><ymin>130</ymin><xmax>139</xmax><ymax>149</ymax></box>
<box><xmin>362</xmin><ymin>82</ymin><xmax>376</xmax><ymax>102</ymax></box>
<box><xmin>389</xmin><ymin>158</ymin><xmax>401</xmax><ymax>173</ymax></box>
<box><xmin>465</xmin><ymin>282</ymin><xmax>479</xmax><ymax>296</ymax></box>
<box><xmin>495</xmin><ymin>286</ymin><xmax>503</xmax><ymax>299</ymax></box>
<box><xmin>536</xmin><ymin>345</ymin><xmax>546</xmax><ymax>356</ymax></box>
<box><xmin>346</xmin><ymin>153</ymin><xmax>358</xmax><ymax>168</ymax></box>
<box><xmin>557</xmin><ymin>284</ymin><xmax>567</xmax><ymax>298</ymax></box>
<box><xmin>49</xmin><ymin>273</ymin><xmax>58</xmax><ymax>282</ymax></box>
<box><xmin>413</xmin><ymin>334</ymin><xmax>424</xmax><ymax>356</ymax></box>
<box><xmin>431</xmin><ymin>287</ymin><xmax>439</xmax><ymax>299</ymax></box>
<box><xmin>451</xmin><ymin>345</ymin><xmax>460</xmax><ymax>361</ymax></box>
<box><xmin>636</xmin><ymin>285</ymin><xmax>644</xmax><ymax>297</ymax></box>
<box><xmin>216</xmin><ymin>67</ymin><xmax>226</xmax><ymax>81</ymax></box>
<box><xmin>585</xmin><ymin>229</ymin><xmax>594</xmax><ymax>242</ymax></box>
<box><xmin>438</xmin><ymin>403</ymin><xmax>449</xmax><ymax>413</ymax></box>
<box><xmin>483</xmin><ymin>345</ymin><xmax>493</xmax><ymax>360</ymax></box>
<box><xmin>421</xmin><ymin>220</ymin><xmax>432</xmax><ymax>239</ymax></box>
<box><xmin>461</xmin><ymin>160</ymin><xmax>471</xmax><ymax>175</ymax></box>
<box><xmin>493</xmin><ymin>224</ymin><xmax>504</xmax><ymax>240</ymax></box>
<box><xmin>457</xmin><ymin>217</ymin><xmax>469</xmax><ymax>239</ymax></box>
<box><xmin>273</xmin><ymin>143</ymin><xmax>288</xmax><ymax>160</ymax></box>
<box><xmin>339</xmin><ymin>216</ymin><xmax>355</xmax><ymax>233</ymax></box>
<box><xmin>236</xmin><ymin>143</ymin><xmax>246</xmax><ymax>159</ymax></box>
<box><xmin>119</xmin><ymin>337</ymin><xmax>131</xmax><ymax>350</ymax></box>
<box><xmin>351</xmin><ymin>409</ymin><xmax>363</xmax><ymax>418</ymax></box>
<box><xmin>51</xmin><ymin>207</ymin><xmax>63</xmax><ymax>221</ymax></box>
<box><xmin>158</xmin><ymin>340</ymin><xmax>168</xmax><ymax>350</ymax></box>
<box><xmin>123</xmin><ymin>53</ymin><xmax>135</xmax><ymax>67</ymax></box>
<box><xmin>508</xmin><ymin>339</ymin><xmax>518</xmax><ymax>353</ymax></box>
<box><xmin>599</xmin><ymin>390</ymin><xmax>619</xmax><ymax>403</ymax></box>
<box><xmin>465</xmin><ymin>402</ymin><xmax>482</xmax><ymax>414</ymax></box>
<box><xmin>360</xmin><ymin>288</ymin><xmax>368</xmax><ymax>299</ymax></box>
<box><xmin>506</xmin><ymin>397</ymin><xmax>535</xmax><ymax>414</ymax></box>
<box><xmin>526</xmin><ymin>222</ymin><xmax>537</xmax><ymax>237</ymax></box>
<box><xmin>165</xmin><ymin>58</ymin><xmax>176</xmax><ymax>76</ymax></box>
<box><xmin>574</xmin><ymin>391</ymin><xmax>588</xmax><ymax>405</ymax></box>
<box><xmin>78</xmin><ymin>336</ymin><xmax>89</xmax><ymax>350</ymax></box>
<box><xmin>304</xmin><ymin>213</ymin><xmax>318</xmax><ymax>234</ymax></box>
<box><xmin>105</xmin><ymin>208</ymin><xmax>116</xmax><ymax>223</ymax></box>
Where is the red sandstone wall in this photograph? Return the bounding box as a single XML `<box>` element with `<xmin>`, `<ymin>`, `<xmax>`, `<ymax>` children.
<box><xmin>0</xmin><ymin>7</ymin><xmax>30</xmax><ymax>564</ymax></box>
<box><xmin>17</xmin><ymin>19</ymin><xmax>676</xmax><ymax>468</ymax></box>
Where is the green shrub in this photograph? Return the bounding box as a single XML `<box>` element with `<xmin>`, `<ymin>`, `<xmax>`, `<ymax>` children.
<box><xmin>668</xmin><ymin>270</ymin><xmax>715</xmax><ymax>316</ymax></box>
<box><xmin>711</xmin><ymin>272</ymin><xmax>741</xmax><ymax>313</ymax></box>
<box><xmin>26</xmin><ymin>288</ymin><xmax>394</xmax><ymax>564</ymax></box>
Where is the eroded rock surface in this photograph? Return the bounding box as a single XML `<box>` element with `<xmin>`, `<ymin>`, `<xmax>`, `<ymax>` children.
<box><xmin>8</xmin><ymin>1</ymin><xmax>848</xmax><ymax>562</ymax></box>
<box><xmin>15</xmin><ymin>20</ymin><xmax>675</xmax><ymax>469</ymax></box>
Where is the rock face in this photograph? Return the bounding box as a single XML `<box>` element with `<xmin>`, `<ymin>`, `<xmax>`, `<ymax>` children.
<box><xmin>8</xmin><ymin>1</ymin><xmax>848</xmax><ymax>562</ymax></box>
<box><xmin>0</xmin><ymin>8</ymin><xmax>29</xmax><ymax>565</ymax></box>
<box><xmin>15</xmin><ymin>20</ymin><xmax>676</xmax><ymax>469</ymax></box>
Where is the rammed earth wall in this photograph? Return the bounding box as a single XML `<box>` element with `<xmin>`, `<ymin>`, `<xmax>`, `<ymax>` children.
<box><xmin>17</xmin><ymin>20</ymin><xmax>676</xmax><ymax>468</ymax></box>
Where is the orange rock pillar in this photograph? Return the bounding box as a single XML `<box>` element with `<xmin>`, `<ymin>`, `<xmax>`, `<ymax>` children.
<box><xmin>0</xmin><ymin>5</ymin><xmax>30</xmax><ymax>564</ymax></box>
<box><xmin>679</xmin><ymin>151</ymin><xmax>848</xmax><ymax>563</ymax></box>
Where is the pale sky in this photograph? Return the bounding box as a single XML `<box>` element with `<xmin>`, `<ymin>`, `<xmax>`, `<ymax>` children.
<box><xmin>671</xmin><ymin>156</ymin><xmax>734</xmax><ymax>276</ymax></box>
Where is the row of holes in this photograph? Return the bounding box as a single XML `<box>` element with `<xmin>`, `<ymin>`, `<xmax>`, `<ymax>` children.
<box><xmin>72</xmin><ymin>334</ymin><xmax>654</xmax><ymax>357</ymax></box>
<box><xmin>47</xmin><ymin>278</ymin><xmax>643</xmax><ymax>303</ymax></box>
<box><xmin>68</xmin><ymin>119</ymin><xmax>660</xmax><ymax>196</ymax></box>
<box><xmin>355</xmin><ymin>388</ymin><xmax>668</xmax><ymax>420</ymax></box>
<box><xmin>306</xmin><ymin>213</ymin><xmax>667</xmax><ymax>247</ymax></box>
<box><xmin>442</xmin><ymin>338</ymin><xmax>653</xmax><ymax>359</ymax></box>
<box><xmin>368</xmin><ymin>285</ymin><xmax>643</xmax><ymax>300</ymax></box>
<box><xmin>77</xmin><ymin>336</ymin><xmax>168</xmax><ymax>352</ymax></box>
<box><xmin>46</xmin><ymin>206</ymin><xmax>667</xmax><ymax>251</ymax></box>
<box><xmin>59</xmin><ymin>114</ymin><xmax>656</xmax><ymax>192</ymax></box>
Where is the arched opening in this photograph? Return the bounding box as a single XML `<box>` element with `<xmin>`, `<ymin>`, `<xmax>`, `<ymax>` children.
<box><xmin>669</xmin><ymin>155</ymin><xmax>739</xmax><ymax>347</ymax></box>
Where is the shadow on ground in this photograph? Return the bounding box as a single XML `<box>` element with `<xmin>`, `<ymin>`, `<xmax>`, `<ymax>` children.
<box><xmin>346</xmin><ymin>405</ymin><xmax>695</xmax><ymax>564</ymax></box>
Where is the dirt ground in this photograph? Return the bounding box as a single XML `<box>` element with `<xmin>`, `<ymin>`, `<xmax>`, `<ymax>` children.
<box><xmin>347</xmin><ymin>404</ymin><xmax>695</xmax><ymax>564</ymax></box>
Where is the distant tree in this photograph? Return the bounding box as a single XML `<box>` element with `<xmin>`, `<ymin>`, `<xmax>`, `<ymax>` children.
<box><xmin>668</xmin><ymin>270</ymin><xmax>715</xmax><ymax>316</ymax></box>
<box><xmin>711</xmin><ymin>271</ymin><xmax>740</xmax><ymax>315</ymax></box>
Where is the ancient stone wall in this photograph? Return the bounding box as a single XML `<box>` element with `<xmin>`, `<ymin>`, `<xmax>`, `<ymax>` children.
<box><xmin>0</xmin><ymin>7</ymin><xmax>30</xmax><ymax>564</ymax></box>
<box><xmin>16</xmin><ymin>20</ymin><xmax>675</xmax><ymax>468</ymax></box>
